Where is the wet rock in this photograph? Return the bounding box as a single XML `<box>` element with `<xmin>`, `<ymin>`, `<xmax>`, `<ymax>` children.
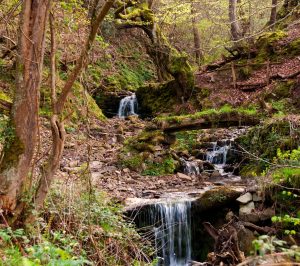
<box><xmin>236</xmin><ymin>192</ymin><xmax>252</xmax><ymax>204</ymax></box>
<box><xmin>203</xmin><ymin>161</ymin><xmax>215</xmax><ymax>171</ymax></box>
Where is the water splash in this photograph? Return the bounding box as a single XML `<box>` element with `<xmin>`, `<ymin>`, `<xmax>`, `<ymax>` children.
<box><xmin>118</xmin><ymin>93</ymin><xmax>138</xmax><ymax>118</ymax></box>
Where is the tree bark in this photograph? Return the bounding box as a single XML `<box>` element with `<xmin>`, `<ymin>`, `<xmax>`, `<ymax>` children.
<box><xmin>229</xmin><ymin>0</ymin><xmax>242</xmax><ymax>42</ymax></box>
<box><xmin>0</xmin><ymin>0</ymin><xmax>51</xmax><ymax>216</ymax></box>
<box><xmin>269</xmin><ymin>0</ymin><xmax>278</xmax><ymax>29</ymax></box>
<box><xmin>191</xmin><ymin>2</ymin><xmax>202</xmax><ymax>67</ymax></box>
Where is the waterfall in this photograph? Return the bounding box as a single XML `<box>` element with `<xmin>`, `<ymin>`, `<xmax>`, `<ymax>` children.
<box><xmin>135</xmin><ymin>201</ymin><xmax>192</xmax><ymax>266</ymax></box>
<box><xmin>180</xmin><ymin>158</ymin><xmax>200</xmax><ymax>176</ymax></box>
<box><xmin>118</xmin><ymin>93</ymin><xmax>138</xmax><ymax>118</ymax></box>
<box><xmin>206</xmin><ymin>141</ymin><xmax>230</xmax><ymax>165</ymax></box>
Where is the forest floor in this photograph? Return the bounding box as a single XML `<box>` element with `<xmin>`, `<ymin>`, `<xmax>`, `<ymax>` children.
<box><xmin>42</xmin><ymin>116</ymin><xmax>246</xmax><ymax>207</ymax></box>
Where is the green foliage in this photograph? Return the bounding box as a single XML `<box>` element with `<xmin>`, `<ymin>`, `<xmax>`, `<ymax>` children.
<box><xmin>142</xmin><ymin>156</ymin><xmax>176</xmax><ymax>176</ymax></box>
<box><xmin>252</xmin><ymin>235</ymin><xmax>287</xmax><ymax>257</ymax></box>
<box><xmin>172</xmin><ymin>131</ymin><xmax>198</xmax><ymax>152</ymax></box>
<box><xmin>0</xmin><ymin>227</ymin><xmax>89</xmax><ymax>265</ymax></box>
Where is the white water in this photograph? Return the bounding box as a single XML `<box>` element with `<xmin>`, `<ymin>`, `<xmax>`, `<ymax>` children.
<box><xmin>180</xmin><ymin>158</ymin><xmax>200</xmax><ymax>177</ymax></box>
<box><xmin>138</xmin><ymin>201</ymin><xmax>192</xmax><ymax>266</ymax></box>
<box><xmin>118</xmin><ymin>93</ymin><xmax>138</xmax><ymax>118</ymax></box>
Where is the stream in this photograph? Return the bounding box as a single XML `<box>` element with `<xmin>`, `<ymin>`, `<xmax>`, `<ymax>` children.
<box><xmin>127</xmin><ymin>136</ymin><xmax>244</xmax><ymax>265</ymax></box>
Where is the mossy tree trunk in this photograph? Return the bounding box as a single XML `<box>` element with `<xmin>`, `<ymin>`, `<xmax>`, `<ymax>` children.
<box><xmin>0</xmin><ymin>0</ymin><xmax>51</xmax><ymax>220</ymax></box>
<box><xmin>115</xmin><ymin>0</ymin><xmax>195</xmax><ymax>101</ymax></box>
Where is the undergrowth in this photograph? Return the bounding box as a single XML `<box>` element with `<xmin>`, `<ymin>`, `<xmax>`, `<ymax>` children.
<box><xmin>0</xmin><ymin>174</ymin><xmax>154</xmax><ymax>265</ymax></box>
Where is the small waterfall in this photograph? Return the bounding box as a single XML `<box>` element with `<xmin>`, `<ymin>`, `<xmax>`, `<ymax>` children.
<box><xmin>206</xmin><ymin>141</ymin><xmax>230</xmax><ymax>166</ymax></box>
<box><xmin>135</xmin><ymin>201</ymin><xmax>192</xmax><ymax>266</ymax></box>
<box><xmin>180</xmin><ymin>158</ymin><xmax>200</xmax><ymax>176</ymax></box>
<box><xmin>118</xmin><ymin>93</ymin><xmax>138</xmax><ymax>118</ymax></box>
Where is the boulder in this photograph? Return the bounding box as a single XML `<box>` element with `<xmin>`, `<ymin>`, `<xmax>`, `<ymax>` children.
<box><xmin>236</xmin><ymin>192</ymin><xmax>252</xmax><ymax>204</ymax></box>
<box><xmin>239</xmin><ymin>201</ymin><xmax>255</xmax><ymax>216</ymax></box>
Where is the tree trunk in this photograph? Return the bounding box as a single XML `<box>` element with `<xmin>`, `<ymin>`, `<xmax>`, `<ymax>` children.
<box><xmin>229</xmin><ymin>0</ymin><xmax>242</xmax><ymax>42</ymax></box>
<box><xmin>115</xmin><ymin>1</ymin><xmax>195</xmax><ymax>101</ymax></box>
<box><xmin>269</xmin><ymin>0</ymin><xmax>278</xmax><ymax>29</ymax></box>
<box><xmin>191</xmin><ymin>2</ymin><xmax>202</xmax><ymax>67</ymax></box>
<box><xmin>0</xmin><ymin>0</ymin><xmax>51</xmax><ymax>217</ymax></box>
<box><xmin>34</xmin><ymin>0</ymin><xmax>114</xmax><ymax>212</ymax></box>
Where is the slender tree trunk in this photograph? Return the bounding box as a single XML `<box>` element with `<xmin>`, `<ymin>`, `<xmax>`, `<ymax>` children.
<box><xmin>34</xmin><ymin>0</ymin><xmax>115</xmax><ymax>211</ymax></box>
<box><xmin>229</xmin><ymin>0</ymin><xmax>241</xmax><ymax>42</ymax></box>
<box><xmin>0</xmin><ymin>0</ymin><xmax>51</xmax><ymax>217</ymax></box>
<box><xmin>269</xmin><ymin>0</ymin><xmax>278</xmax><ymax>29</ymax></box>
<box><xmin>191</xmin><ymin>2</ymin><xmax>202</xmax><ymax>67</ymax></box>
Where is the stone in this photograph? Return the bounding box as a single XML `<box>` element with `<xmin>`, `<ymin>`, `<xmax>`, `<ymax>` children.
<box><xmin>252</xmin><ymin>193</ymin><xmax>263</xmax><ymax>202</ymax></box>
<box><xmin>210</xmin><ymin>170</ymin><xmax>221</xmax><ymax>179</ymax></box>
<box><xmin>123</xmin><ymin>168</ymin><xmax>130</xmax><ymax>173</ymax></box>
<box><xmin>260</xmin><ymin>208</ymin><xmax>275</xmax><ymax>221</ymax></box>
<box><xmin>90</xmin><ymin>161</ymin><xmax>103</xmax><ymax>170</ymax></box>
<box><xmin>177</xmin><ymin>173</ymin><xmax>192</xmax><ymax>181</ymax></box>
<box><xmin>239</xmin><ymin>201</ymin><xmax>255</xmax><ymax>216</ymax></box>
<box><xmin>236</xmin><ymin>192</ymin><xmax>252</xmax><ymax>204</ymax></box>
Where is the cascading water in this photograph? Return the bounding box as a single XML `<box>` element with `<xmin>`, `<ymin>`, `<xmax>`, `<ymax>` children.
<box><xmin>205</xmin><ymin>141</ymin><xmax>231</xmax><ymax>175</ymax></box>
<box><xmin>180</xmin><ymin>158</ymin><xmax>200</xmax><ymax>177</ymax></box>
<box><xmin>134</xmin><ymin>201</ymin><xmax>192</xmax><ymax>266</ymax></box>
<box><xmin>118</xmin><ymin>93</ymin><xmax>138</xmax><ymax>118</ymax></box>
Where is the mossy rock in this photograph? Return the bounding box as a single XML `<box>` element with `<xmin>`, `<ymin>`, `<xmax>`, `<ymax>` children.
<box><xmin>192</xmin><ymin>187</ymin><xmax>241</xmax><ymax>213</ymax></box>
<box><xmin>264</xmin><ymin>81</ymin><xmax>294</xmax><ymax>101</ymax></box>
<box><xmin>135</xmin><ymin>80</ymin><xmax>179</xmax><ymax>117</ymax></box>
<box><xmin>255</xmin><ymin>30</ymin><xmax>288</xmax><ymax>64</ymax></box>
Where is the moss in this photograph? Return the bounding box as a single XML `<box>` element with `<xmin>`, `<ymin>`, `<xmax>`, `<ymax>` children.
<box><xmin>136</xmin><ymin>80</ymin><xmax>178</xmax><ymax>117</ymax></box>
<box><xmin>238</xmin><ymin>66</ymin><xmax>253</xmax><ymax>80</ymax></box>
<box><xmin>155</xmin><ymin>104</ymin><xmax>259</xmax><ymax>124</ymax></box>
<box><xmin>194</xmin><ymin>187</ymin><xmax>240</xmax><ymax>212</ymax></box>
<box><xmin>286</xmin><ymin>38</ymin><xmax>300</xmax><ymax>56</ymax></box>
<box><xmin>0</xmin><ymin>121</ymin><xmax>24</xmax><ymax>173</ymax></box>
<box><xmin>142</xmin><ymin>155</ymin><xmax>177</xmax><ymax>176</ymax></box>
<box><xmin>255</xmin><ymin>30</ymin><xmax>288</xmax><ymax>63</ymax></box>
<box><xmin>0</xmin><ymin>91</ymin><xmax>12</xmax><ymax>103</ymax></box>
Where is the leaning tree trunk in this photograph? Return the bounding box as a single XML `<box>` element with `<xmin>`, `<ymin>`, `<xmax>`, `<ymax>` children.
<box><xmin>229</xmin><ymin>0</ymin><xmax>242</xmax><ymax>42</ymax></box>
<box><xmin>33</xmin><ymin>0</ymin><xmax>115</xmax><ymax>212</ymax></box>
<box><xmin>0</xmin><ymin>0</ymin><xmax>51</xmax><ymax>219</ymax></box>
